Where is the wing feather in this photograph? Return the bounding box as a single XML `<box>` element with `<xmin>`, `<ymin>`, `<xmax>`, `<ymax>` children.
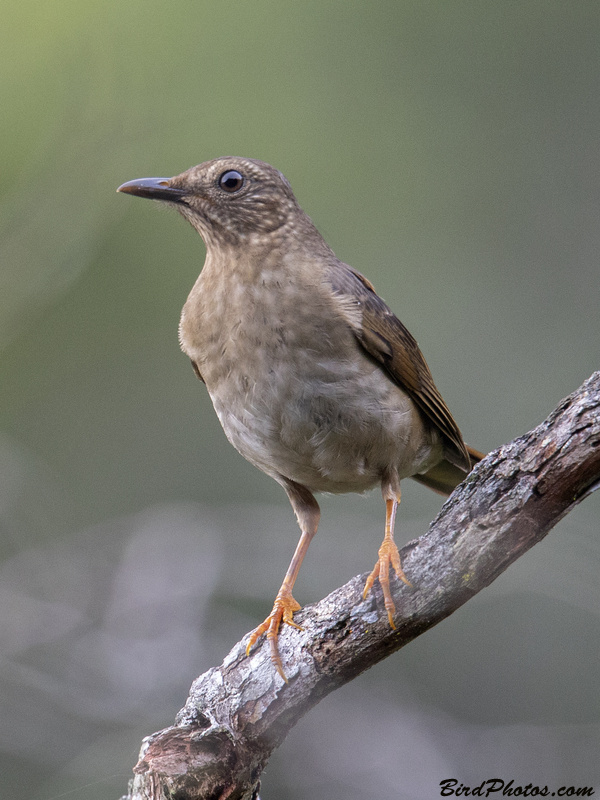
<box><xmin>326</xmin><ymin>262</ymin><xmax>471</xmax><ymax>472</ymax></box>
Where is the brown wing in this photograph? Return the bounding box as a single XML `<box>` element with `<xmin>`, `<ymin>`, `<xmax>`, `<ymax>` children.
<box><xmin>326</xmin><ymin>262</ymin><xmax>471</xmax><ymax>472</ymax></box>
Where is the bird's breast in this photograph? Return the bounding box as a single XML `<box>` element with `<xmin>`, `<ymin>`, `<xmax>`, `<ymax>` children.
<box><xmin>179</xmin><ymin>256</ymin><xmax>441</xmax><ymax>493</ymax></box>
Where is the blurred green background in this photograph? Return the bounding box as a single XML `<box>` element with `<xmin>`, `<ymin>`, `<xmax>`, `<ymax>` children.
<box><xmin>1</xmin><ymin>2</ymin><xmax>599</xmax><ymax>798</ymax></box>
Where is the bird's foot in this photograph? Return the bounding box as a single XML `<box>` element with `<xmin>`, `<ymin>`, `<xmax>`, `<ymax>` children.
<box><xmin>246</xmin><ymin>588</ymin><xmax>302</xmax><ymax>681</ymax></box>
<box><xmin>362</xmin><ymin>537</ymin><xmax>411</xmax><ymax>629</ymax></box>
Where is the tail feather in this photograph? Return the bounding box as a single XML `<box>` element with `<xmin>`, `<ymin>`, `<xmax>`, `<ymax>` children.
<box><xmin>411</xmin><ymin>445</ymin><xmax>485</xmax><ymax>497</ymax></box>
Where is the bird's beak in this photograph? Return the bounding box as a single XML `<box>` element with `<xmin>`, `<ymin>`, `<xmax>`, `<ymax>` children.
<box><xmin>117</xmin><ymin>177</ymin><xmax>187</xmax><ymax>203</ymax></box>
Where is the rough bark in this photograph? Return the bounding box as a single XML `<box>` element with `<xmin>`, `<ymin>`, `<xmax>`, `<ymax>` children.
<box><xmin>123</xmin><ymin>372</ymin><xmax>600</xmax><ymax>800</ymax></box>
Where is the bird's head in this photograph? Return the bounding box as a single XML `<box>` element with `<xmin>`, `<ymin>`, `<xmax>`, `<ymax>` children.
<box><xmin>117</xmin><ymin>157</ymin><xmax>307</xmax><ymax>249</ymax></box>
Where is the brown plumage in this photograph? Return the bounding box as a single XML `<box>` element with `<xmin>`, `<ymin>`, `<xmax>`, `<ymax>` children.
<box><xmin>118</xmin><ymin>157</ymin><xmax>483</xmax><ymax>680</ymax></box>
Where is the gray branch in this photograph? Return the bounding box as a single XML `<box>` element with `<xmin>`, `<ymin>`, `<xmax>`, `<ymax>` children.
<box><xmin>123</xmin><ymin>372</ymin><xmax>600</xmax><ymax>800</ymax></box>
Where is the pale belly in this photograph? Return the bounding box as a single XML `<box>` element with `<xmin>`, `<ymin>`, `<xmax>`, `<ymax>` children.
<box><xmin>207</xmin><ymin>349</ymin><xmax>442</xmax><ymax>494</ymax></box>
<box><xmin>180</xmin><ymin>262</ymin><xmax>443</xmax><ymax>494</ymax></box>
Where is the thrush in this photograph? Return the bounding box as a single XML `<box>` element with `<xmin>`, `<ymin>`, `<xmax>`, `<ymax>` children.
<box><xmin>118</xmin><ymin>157</ymin><xmax>483</xmax><ymax>681</ymax></box>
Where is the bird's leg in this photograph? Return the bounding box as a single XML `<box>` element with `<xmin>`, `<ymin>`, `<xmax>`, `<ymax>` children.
<box><xmin>246</xmin><ymin>480</ymin><xmax>320</xmax><ymax>681</ymax></box>
<box><xmin>363</xmin><ymin>482</ymin><xmax>411</xmax><ymax>629</ymax></box>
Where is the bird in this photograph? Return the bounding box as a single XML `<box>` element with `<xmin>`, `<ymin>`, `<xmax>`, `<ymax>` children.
<box><xmin>117</xmin><ymin>157</ymin><xmax>483</xmax><ymax>681</ymax></box>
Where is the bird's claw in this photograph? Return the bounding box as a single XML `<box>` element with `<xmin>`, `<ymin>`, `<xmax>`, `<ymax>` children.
<box><xmin>363</xmin><ymin>538</ymin><xmax>411</xmax><ymax>629</ymax></box>
<box><xmin>246</xmin><ymin>590</ymin><xmax>302</xmax><ymax>682</ymax></box>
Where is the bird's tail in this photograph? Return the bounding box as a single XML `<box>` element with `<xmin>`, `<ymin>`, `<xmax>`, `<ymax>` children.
<box><xmin>411</xmin><ymin>445</ymin><xmax>485</xmax><ymax>496</ymax></box>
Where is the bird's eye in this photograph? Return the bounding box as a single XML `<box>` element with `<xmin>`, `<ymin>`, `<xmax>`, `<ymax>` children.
<box><xmin>218</xmin><ymin>170</ymin><xmax>244</xmax><ymax>193</ymax></box>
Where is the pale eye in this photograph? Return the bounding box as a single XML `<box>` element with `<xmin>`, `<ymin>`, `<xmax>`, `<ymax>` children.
<box><xmin>218</xmin><ymin>170</ymin><xmax>244</xmax><ymax>193</ymax></box>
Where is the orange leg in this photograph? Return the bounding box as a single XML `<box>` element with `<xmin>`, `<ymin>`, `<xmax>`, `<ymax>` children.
<box><xmin>246</xmin><ymin>481</ymin><xmax>320</xmax><ymax>681</ymax></box>
<box><xmin>363</xmin><ymin>489</ymin><xmax>411</xmax><ymax>629</ymax></box>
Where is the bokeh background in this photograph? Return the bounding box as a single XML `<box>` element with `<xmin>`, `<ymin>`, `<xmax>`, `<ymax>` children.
<box><xmin>1</xmin><ymin>2</ymin><xmax>599</xmax><ymax>799</ymax></box>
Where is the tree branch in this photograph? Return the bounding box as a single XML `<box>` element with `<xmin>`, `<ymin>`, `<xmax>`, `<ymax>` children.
<box><xmin>123</xmin><ymin>372</ymin><xmax>600</xmax><ymax>800</ymax></box>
